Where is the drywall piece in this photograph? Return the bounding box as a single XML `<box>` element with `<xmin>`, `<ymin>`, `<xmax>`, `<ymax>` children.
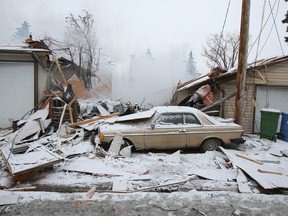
<box><xmin>1</xmin><ymin>146</ymin><xmax>63</xmax><ymax>177</ymax></box>
<box><xmin>112</xmin><ymin>177</ymin><xmax>128</xmax><ymax>191</ymax></box>
<box><xmin>95</xmin><ymin>103</ymin><xmax>110</xmax><ymax>116</ymax></box>
<box><xmin>166</xmin><ymin>150</ymin><xmax>181</xmax><ymax>163</ymax></box>
<box><xmin>108</xmin><ymin>132</ymin><xmax>124</xmax><ymax>156</ymax></box>
<box><xmin>188</xmin><ymin>168</ymin><xmax>237</xmax><ymax>181</ymax></box>
<box><xmin>63</xmin><ymin>157</ymin><xmax>134</xmax><ymax>177</ymax></box>
<box><xmin>219</xmin><ymin>147</ymin><xmax>288</xmax><ymax>189</ymax></box>
<box><xmin>0</xmin><ymin>194</ymin><xmax>19</xmax><ymax>205</ymax></box>
<box><xmin>236</xmin><ymin>169</ymin><xmax>252</xmax><ymax>193</ymax></box>
<box><xmin>10</xmin><ymin>120</ymin><xmax>41</xmax><ymax>144</ymax></box>
<box><xmin>119</xmin><ymin>146</ymin><xmax>132</xmax><ymax>158</ymax></box>
<box><xmin>58</xmin><ymin>141</ymin><xmax>94</xmax><ymax>158</ymax></box>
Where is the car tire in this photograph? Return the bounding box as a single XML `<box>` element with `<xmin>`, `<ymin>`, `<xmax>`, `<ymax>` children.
<box><xmin>121</xmin><ymin>139</ymin><xmax>135</xmax><ymax>151</ymax></box>
<box><xmin>200</xmin><ymin>138</ymin><xmax>220</xmax><ymax>152</ymax></box>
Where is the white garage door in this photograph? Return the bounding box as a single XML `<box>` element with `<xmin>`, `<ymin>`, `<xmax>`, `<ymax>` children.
<box><xmin>0</xmin><ymin>62</ymin><xmax>34</xmax><ymax>128</ymax></box>
<box><xmin>254</xmin><ymin>86</ymin><xmax>288</xmax><ymax>133</ymax></box>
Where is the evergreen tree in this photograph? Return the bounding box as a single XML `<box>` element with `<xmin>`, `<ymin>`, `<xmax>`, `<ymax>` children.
<box><xmin>282</xmin><ymin>0</ymin><xmax>288</xmax><ymax>43</ymax></box>
<box><xmin>145</xmin><ymin>48</ymin><xmax>154</xmax><ymax>61</ymax></box>
<box><xmin>186</xmin><ymin>51</ymin><xmax>200</xmax><ymax>78</ymax></box>
<box><xmin>13</xmin><ymin>21</ymin><xmax>30</xmax><ymax>43</ymax></box>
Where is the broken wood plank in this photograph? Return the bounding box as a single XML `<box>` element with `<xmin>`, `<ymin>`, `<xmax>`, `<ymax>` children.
<box><xmin>55</xmin><ymin>57</ymin><xmax>67</xmax><ymax>83</ymax></box>
<box><xmin>57</xmin><ymin>103</ymin><xmax>67</xmax><ymax>136</ymax></box>
<box><xmin>67</xmin><ymin>74</ymin><xmax>92</xmax><ymax>99</ymax></box>
<box><xmin>69</xmin><ymin>113</ymin><xmax>119</xmax><ymax>128</ymax></box>
<box><xmin>219</xmin><ymin>146</ymin><xmax>288</xmax><ymax>189</ymax></box>
<box><xmin>235</xmin><ymin>153</ymin><xmax>263</xmax><ymax>165</ymax></box>
<box><xmin>257</xmin><ymin>169</ymin><xmax>283</xmax><ymax>175</ymax></box>
<box><xmin>0</xmin><ymin>146</ymin><xmax>63</xmax><ymax>181</ymax></box>
<box><xmin>200</xmin><ymin>91</ymin><xmax>236</xmax><ymax>112</ymax></box>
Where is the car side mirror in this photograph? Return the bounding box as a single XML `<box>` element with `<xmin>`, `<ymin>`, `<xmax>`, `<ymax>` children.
<box><xmin>151</xmin><ymin>123</ymin><xmax>155</xmax><ymax>129</ymax></box>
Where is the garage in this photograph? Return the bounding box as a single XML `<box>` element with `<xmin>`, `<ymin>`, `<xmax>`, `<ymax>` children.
<box><xmin>0</xmin><ymin>62</ymin><xmax>34</xmax><ymax>128</ymax></box>
<box><xmin>254</xmin><ymin>85</ymin><xmax>288</xmax><ymax>133</ymax></box>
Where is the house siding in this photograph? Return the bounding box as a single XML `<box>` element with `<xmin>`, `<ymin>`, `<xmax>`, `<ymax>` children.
<box><xmin>221</xmin><ymin>60</ymin><xmax>288</xmax><ymax>133</ymax></box>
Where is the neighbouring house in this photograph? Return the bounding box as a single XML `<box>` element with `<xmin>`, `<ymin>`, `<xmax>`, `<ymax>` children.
<box><xmin>174</xmin><ymin>56</ymin><xmax>288</xmax><ymax>134</ymax></box>
<box><xmin>0</xmin><ymin>44</ymin><xmax>51</xmax><ymax>128</ymax></box>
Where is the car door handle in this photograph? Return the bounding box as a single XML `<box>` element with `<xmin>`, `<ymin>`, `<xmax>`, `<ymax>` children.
<box><xmin>179</xmin><ymin>129</ymin><xmax>186</xmax><ymax>133</ymax></box>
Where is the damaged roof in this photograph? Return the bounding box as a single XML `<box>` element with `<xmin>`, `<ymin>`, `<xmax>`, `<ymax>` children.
<box><xmin>177</xmin><ymin>55</ymin><xmax>288</xmax><ymax>92</ymax></box>
<box><xmin>0</xmin><ymin>44</ymin><xmax>50</xmax><ymax>54</ymax></box>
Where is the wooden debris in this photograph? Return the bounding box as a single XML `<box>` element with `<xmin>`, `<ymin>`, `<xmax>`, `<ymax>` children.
<box><xmin>86</xmin><ymin>186</ymin><xmax>96</xmax><ymax>199</ymax></box>
<box><xmin>68</xmin><ymin>113</ymin><xmax>119</xmax><ymax>128</ymax></box>
<box><xmin>219</xmin><ymin>147</ymin><xmax>288</xmax><ymax>189</ymax></box>
<box><xmin>57</xmin><ymin>103</ymin><xmax>67</xmax><ymax>136</ymax></box>
<box><xmin>55</xmin><ymin>57</ymin><xmax>67</xmax><ymax>83</ymax></box>
<box><xmin>67</xmin><ymin>74</ymin><xmax>92</xmax><ymax>99</ymax></box>
<box><xmin>257</xmin><ymin>169</ymin><xmax>283</xmax><ymax>175</ymax></box>
<box><xmin>0</xmin><ymin>146</ymin><xmax>63</xmax><ymax>181</ymax></box>
<box><xmin>235</xmin><ymin>153</ymin><xmax>263</xmax><ymax>165</ymax></box>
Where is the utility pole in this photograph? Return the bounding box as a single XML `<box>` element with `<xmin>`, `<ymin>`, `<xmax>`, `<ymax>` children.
<box><xmin>234</xmin><ymin>0</ymin><xmax>250</xmax><ymax>124</ymax></box>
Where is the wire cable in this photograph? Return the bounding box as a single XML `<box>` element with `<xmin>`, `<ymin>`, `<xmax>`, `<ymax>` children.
<box><xmin>213</xmin><ymin>0</ymin><xmax>232</xmax><ymax>68</ymax></box>
<box><xmin>254</xmin><ymin>0</ymin><xmax>267</xmax><ymax>64</ymax></box>
<box><xmin>248</xmin><ymin>0</ymin><xmax>277</xmax><ymax>57</ymax></box>
<box><xmin>268</xmin><ymin>0</ymin><xmax>285</xmax><ymax>55</ymax></box>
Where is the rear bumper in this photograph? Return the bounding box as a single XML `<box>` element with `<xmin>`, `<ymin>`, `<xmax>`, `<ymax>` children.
<box><xmin>230</xmin><ymin>137</ymin><xmax>246</xmax><ymax>145</ymax></box>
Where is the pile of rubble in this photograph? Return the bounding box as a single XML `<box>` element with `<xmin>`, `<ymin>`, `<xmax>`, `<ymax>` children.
<box><xmin>0</xmin><ymin>63</ymin><xmax>288</xmax><ymax>198</ymax></box>
<box><xmin>1</xmin><ymin>111</ymin><xmax>288</xmax><ymax>197</ymax></box>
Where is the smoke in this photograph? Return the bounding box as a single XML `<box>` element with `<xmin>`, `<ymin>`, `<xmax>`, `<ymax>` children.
<box><xmin>112</xmin><ymin>45</ymin><xmax>193</xmax><ymax>108</ymax></box>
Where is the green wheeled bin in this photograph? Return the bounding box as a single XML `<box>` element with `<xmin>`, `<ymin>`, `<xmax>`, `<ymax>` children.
<box><xmin>260</xmin><ymin>108</ymin><xmax>280</xmax><ymax>141</ymax></box>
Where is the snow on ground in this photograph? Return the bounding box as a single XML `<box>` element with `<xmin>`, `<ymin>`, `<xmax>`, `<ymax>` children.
<box><xmin>1</xmin><ymin>134</ymin><xmax>288</xmax><ymax>209</ymax></box>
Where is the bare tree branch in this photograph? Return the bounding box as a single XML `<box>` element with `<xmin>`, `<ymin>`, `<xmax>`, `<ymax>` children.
<box><xmin>202</xmin><ymin>32</ymin><xmax>240</xmax><ymax>70</ymax></box>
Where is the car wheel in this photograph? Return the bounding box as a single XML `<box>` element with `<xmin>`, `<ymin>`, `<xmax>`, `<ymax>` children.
<box><xmin>200</xmin><ymin>138</ymin><xmax>220</xmax><ymax>152</ymax></box>
<box><xmin>121</xmin><ymin>139</ymin><xmax>135</xmax><ymax>151</ymax></box>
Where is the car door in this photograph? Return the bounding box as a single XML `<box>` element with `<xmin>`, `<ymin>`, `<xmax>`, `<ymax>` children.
<box><xmin>184</xmin><ymin>113</ymin><xmax>205</xmax><ymax>147</ymax></box>
<box><xmin>144</xmin><ymin>113</ymin><xmax>187</xmax><ymax>149</ymax></box>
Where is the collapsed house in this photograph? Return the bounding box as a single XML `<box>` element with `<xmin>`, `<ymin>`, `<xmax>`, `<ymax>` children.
<box><xmin>0</xmin><ymin>37</ymin><xmax>288</xmax><ymax>197</ymax></box>
<box><xmin>174</xmin><ymin>56</ymin><xmax>288</xmax><ymax>134</ymax></box>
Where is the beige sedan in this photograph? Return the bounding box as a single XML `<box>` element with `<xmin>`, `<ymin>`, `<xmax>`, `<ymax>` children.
<box><xmin>99</xmin><ymin>106</ymin><xmax>244</xmax><ymax>152</ymax></box>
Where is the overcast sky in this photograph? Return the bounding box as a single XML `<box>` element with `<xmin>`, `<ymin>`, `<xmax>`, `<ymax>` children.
<box><xmin>0</xmin><ymin>0</ymin><xmax>287</xmax><ymax>73</ymax></box>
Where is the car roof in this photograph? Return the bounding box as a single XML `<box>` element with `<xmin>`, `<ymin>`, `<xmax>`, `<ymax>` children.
<box><xmin>152</xmin><ymin>106</ymin><xmax>201</xmax><ymax>114</ymax></box>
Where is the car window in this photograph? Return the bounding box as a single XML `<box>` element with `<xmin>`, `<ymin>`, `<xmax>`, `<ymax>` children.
<box><xmin>155</xmin><ymin>113</ymin><xmax>184</xmax><ymax>125</ymax></box>
<box><xmin>184</xmin><ymin>114</ymin><xmax>201</xmax><ymax>125</ymax></box>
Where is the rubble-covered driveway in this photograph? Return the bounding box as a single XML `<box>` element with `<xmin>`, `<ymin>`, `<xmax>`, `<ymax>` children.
<box><xmin>1</xmin><ymin>134</ymin><xmax>288</xmax><ymax>215</ymax></box>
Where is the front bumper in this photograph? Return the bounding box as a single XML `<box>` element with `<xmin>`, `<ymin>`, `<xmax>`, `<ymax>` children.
<box><xmin>230</xmin><ymin>137</ymin><xmax>246</xmax><ymax>145</ymax></box>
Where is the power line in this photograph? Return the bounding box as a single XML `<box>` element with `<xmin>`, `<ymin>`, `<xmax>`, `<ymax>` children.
<box><xmin>248</xmin><ymin>0</ymin><xmax>277</xmax><ymax>57</ymax></box>
<box><xmin>254</xmin><ymin>0</ymin><xmax>267</xmax><ymax>63</ymax></box>
<box><xmin>268</xmin><ymin>0</ymin><xmax>285</xmax><ymax>55</ymax></box>
<box><xmin>213</xmin><ymin>0</ymin><xmax>231</xmax><ymax>68</ymax></box>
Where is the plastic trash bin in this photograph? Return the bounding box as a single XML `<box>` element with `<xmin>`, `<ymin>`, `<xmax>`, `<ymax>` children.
<box><xmin>260</xmin><ymin>108</ymin><xmax>280</xmax><ymax>141</ymax></box>
<box><xmin>280</xmin><ymin>112</ymin><xmax>288</xmax><ymax>142</ymax></box>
